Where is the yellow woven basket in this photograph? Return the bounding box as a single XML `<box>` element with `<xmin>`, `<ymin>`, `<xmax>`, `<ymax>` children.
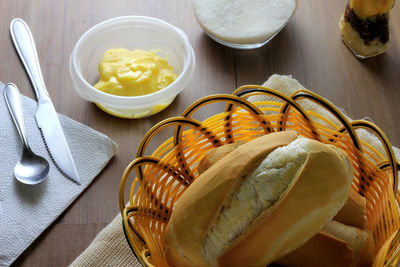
<box><xmin>119</xmin><ymin>85</ymin><xmax>400</xmax><ymax>267</ymax></box>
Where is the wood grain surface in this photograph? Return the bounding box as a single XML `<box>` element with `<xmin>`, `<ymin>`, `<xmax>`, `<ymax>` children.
<box><xmin>0</xmin><ymin>0</ymin><xmax>399</xmax><ymax>266</ymax></box>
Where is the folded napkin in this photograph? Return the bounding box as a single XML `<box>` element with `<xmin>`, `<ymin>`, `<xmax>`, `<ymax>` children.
<box><xmin>70</xmin><ymin>74</ymin><xmax>400</xmax><ymax>267</ymax></box>
<box><xmin>0</xmin><ymin>82</ymin><xmax>117</xmax><ymax>267</ymax></box>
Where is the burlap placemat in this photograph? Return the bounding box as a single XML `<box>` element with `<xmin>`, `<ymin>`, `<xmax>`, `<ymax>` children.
<box><xmin>70</xmin><ymin>74</ymin><xmax>400</xmax><ymax>266</ymax></box>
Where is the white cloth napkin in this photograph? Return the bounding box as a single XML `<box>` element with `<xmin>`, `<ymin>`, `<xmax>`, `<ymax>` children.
<box><xmin>0</xmin><ymin>81</ymin><xmax>118</xmax><ymax>267</ymax></box>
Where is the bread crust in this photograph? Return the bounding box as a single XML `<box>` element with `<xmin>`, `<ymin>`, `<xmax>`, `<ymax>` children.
<box><xmin>219</xmin><ymin>144</ymin><xmax>353</xmax><ymax>266</ymax></box>
<box><xmin>200</xmin><ymin>143</ymin><xmax>368</xmax><ymax>231</ymax></box>
<box><xmin>323</xmin><ymin>220</ymin><xmax>375</xmax><ymax>267</ymax></box>
<box><xmin>334</xmin><ymin>187</ymin><xmax>368</xmax><ymax>230</ymax></box>
<box><xmin>275</xmin><ymin>230</ymin><xmax>355</xmax><ymax>267</ymax></box>
<box><xmin>164</xmin><ymin>132</ymin><xmax>298</xmax><ymax>266</ymax></box>
<box><xmin>164</xmin><ymin>132</ymin><xmax>353</xmax><ymax>267</ymax></box>
<box><xmin>197</xmin><ymin>142</ymin><xmax>241</xmax><ymax>175</ymax></box>
<box><xmin>276</xmin><ymin>220</ymin><xmax>375</xmax><ymax>267</ymax></box>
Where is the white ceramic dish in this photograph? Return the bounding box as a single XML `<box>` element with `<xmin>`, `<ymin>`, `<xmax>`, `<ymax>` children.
<box><xmin>69</xmin><ymin>16</ymin><xmax>195</xmax><ymax>118</ymax></box>
<box><xmin>193</xmin><ymin>0</ymin><xmax>297</xmax><ymax>50</ymax></box>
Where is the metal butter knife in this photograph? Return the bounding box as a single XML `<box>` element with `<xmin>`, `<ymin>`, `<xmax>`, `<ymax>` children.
<box><xmin>10</xmin><ymin>18</ymin><xmax>81</xmax><ymax>185</ymax></box>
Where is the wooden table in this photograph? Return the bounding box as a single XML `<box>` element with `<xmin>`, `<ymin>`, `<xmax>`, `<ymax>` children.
<box><xmin>0</xmin><ymin>0</ymin><xmax>399</xmax><ymax>266</ymax></box>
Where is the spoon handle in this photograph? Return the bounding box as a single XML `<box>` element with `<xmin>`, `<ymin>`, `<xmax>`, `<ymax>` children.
<box><xmin>4</xmin><ymin>83</ymin><xmax>31</xmax><ymax>150</ymax></box>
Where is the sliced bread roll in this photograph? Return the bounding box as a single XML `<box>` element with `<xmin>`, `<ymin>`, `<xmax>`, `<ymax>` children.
<box><xmin>323</xmin><ymin>220</ymin><xmax>375</xmax><ymax>267</ymax></box>
<box><xmin>197</xmin><ymin>141</ymin><xmax>241</xmax><ymax>175</ymax></box>
<box><xmin>334</xmin><ymin>187</ymin><xmax>368</xmax><ymax>230</ymax></box>
<box><xmin>198</xmin><ymin>142</ymin><xmax>368</xmax><ymax>230</ymax></box>
<box><xmin>275</xmin><ymin>229</ymin><xmax>355</xmax><ymax>267</ymax></box>
<box><xmin>199</xmin><ymin>141</ymin><xmax>368</xmax><ymax>230</ymax></box>
<box><xmin>276</xmin><ymin>220</ymin><xmax>375</xmax><ymax>267</ymax></box>
<box><xmin>164</xmin><ymin>132</ymin><xmax>354</xmax><ymax>267</ymax></box>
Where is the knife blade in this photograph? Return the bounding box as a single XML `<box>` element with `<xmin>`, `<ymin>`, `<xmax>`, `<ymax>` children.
<box><xmin>10</xmin><ymin>18</ymin><xmax>81</xmax><ymax>185</ymax></box>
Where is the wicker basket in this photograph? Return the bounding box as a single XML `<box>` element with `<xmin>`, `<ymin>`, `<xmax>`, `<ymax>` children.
<box><xmin>119</xmin><ymin>85</ymin><xmax>400</xmax><ymax>267</ymax></box>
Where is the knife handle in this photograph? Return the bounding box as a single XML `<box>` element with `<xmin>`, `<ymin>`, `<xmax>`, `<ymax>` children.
<box><xmin>10</xmin><ymin>18</ymin><xmax>49</xmax><ymax>102</ymax></box>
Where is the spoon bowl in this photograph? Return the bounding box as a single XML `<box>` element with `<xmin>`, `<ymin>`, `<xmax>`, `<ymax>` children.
<box><xmin>4</xmin><ymin>83</ymin><xmax>50</xmax><ymax>184</ymax></box>
<box><xmin>15</xmin><ymin>148</ymin><xmax>50</xmax><ymax>184</ymax></box>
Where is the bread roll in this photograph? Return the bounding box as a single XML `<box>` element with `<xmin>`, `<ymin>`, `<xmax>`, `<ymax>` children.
<box><xmin>323</xmin><ymin>220</ymin><xmax>375</xmax><ymax>267</ymax></box>
<box><xmin>276</xmin><ymin>220</ymin><xmax>375</xmax><ymax>267</ymax></box>
<box><xmin>334</xmin><ymin>187</ymin><xmax>368</xmax><ymax>230</ymax></box>
<box><xmin>199</xmin><ymin>144</ymin><xmax>368</xmax><ymax>230</ymax></box>
<box><xmin>197</xmin><ymin>142</ymin><xmax>241</xmax><ymax>175</ymax></box>
<box><xmin>275</xmin><ymin>229</ymin><xmax>355</xmax><ymax>267</ymax></box>
<box><xmin>164</xmin><ymin>131</ymin><xmax>354</xmax><ymax>267</ymax></box>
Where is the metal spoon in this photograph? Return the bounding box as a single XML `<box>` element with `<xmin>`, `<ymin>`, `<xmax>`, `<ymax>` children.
<box><xmin>4</xmin><ymin>83</ymin><xmax>50</xmax><ymax>184</ymax></box>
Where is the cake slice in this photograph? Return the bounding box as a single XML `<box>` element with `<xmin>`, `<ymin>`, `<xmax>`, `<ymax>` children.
<box><xmin>339</xmin><ymin>0</ymin><xmax>394</xmax><ymax>58</ymax></box>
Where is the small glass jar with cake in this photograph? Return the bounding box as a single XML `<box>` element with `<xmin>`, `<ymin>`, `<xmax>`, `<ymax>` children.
<box><xmin>339</xmin><ymin>0</ymin><xmax>394</xmax><ymax>58</ymax></box>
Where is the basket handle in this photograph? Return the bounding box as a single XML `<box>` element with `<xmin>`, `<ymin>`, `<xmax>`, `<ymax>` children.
<box><xmin>178</xmin><ymin>93</ymin><xmax>272</xmax><ymax>143</ymax></box>
<box><xmin>233</xmin><ymin>85</ymin><xmax>319</xmax><ymax>140</ymax></box>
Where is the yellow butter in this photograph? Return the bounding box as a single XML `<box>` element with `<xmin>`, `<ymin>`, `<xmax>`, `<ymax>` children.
<box><xmin>94</xmin><ymin>48</ymin><xmax>177</xmax><ymax>96</ymax></box>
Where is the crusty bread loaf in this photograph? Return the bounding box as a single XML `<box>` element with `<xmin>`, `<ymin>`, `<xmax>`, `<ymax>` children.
<box><xmin>276</xmin><ymin>220</ymin><xmax>375</xmax><ymax>267</ymax></box>
<box><xmin>197</xmin><ymin>142</ymin><xmax>241</xmax><ymax>175</ymax></box>
<box><xmin>199</xmin><ymin>144</ymin><xmax>368</xmax><ymax>230</ymax></box>
<box><xmin>164</xmin><ymin>132</ymin><xmax>354</xmax><ymax>267</ymax></box>
<box><xmin>323</xmin><ymin>220</ymin><xmax>375</xmax><ymax>267</ymax></box>
<box><xmin>275</xmin><ymin>229</ymin><xmax>355</xmax><ymax>267</ymax></box>
<box><xmin>199</xmin><ymin>143</ymin><xmax>368</xmax><ymax>230</ymax></box>
<box><xmin>334</xmin><ymin>187</ymin><xmax>368</xmax><ymax>230</ymax></box>
<box><xmin>196</xmin><ymin>139</ymin><xmax>370</xmax><ymax>266</ymax></box>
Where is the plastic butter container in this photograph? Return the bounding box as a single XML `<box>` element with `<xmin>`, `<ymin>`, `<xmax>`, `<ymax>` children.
<box><xmin>69</xmin><ymin>16</ymin><xmax>195</xmax><ymax>118</ymax></box>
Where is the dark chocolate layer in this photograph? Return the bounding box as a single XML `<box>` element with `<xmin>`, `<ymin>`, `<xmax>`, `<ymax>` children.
<box><xmin>344</xmin><ymin>4</ymin><xmax>389</xmax><ymax>45</ymax></box>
